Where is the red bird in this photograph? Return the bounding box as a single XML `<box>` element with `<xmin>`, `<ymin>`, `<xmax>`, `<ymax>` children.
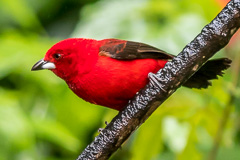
<box><xmin>32</xmin><ymin>38</ymin><xmax>231</xmax><ymax>111</ymax></box>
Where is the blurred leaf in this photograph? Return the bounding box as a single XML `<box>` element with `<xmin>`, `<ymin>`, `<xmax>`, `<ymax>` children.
<box><xmin>216</xmin><ymin>145</ymin><xmax>240</xmax><ymax>160</ymax></box>
<box><xmin>131</xmin><ymin>114</ymin><xmax>164</xmax><ymax>160</ymax></box>
<box><xmin>33</xmin><ymin>119</ymin><xmax>80</xmax><ymax>153</ymax></box>
<box><xmin>0</xmin><ymin>0</ymin><xmax>44</xmax><ymax>30</ymax></box>
<box><xmin>0</xmin><ymin>92</ymin><xmax>35</xmax><ymax>159</ymax></box>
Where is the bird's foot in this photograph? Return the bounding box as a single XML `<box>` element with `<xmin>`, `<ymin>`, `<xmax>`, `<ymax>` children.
<box><xmin>148</xmin><ymin>72</ymin><xmax>166</xmax><ymax>92</ymax></box>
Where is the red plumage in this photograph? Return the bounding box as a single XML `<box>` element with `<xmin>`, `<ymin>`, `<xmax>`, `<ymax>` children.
<box><xmin>32</xmin><ymin>38</ymin><xmax>231</xmax><ymax>111</ymax></box>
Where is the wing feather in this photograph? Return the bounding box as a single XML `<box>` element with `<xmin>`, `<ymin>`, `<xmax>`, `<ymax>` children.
<box><xmin>99</xmin><ymin>39</ymin><xmax>174</xmax><ymax>60</ymax></box>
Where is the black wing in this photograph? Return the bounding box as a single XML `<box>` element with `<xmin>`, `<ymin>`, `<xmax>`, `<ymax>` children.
<box><xmin>99</xmin><ymin>39</ymin><xmax>174</xmax><ymax>60</ymax></box>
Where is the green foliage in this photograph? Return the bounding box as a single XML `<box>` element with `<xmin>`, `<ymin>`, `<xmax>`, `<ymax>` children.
<box><xmin>0</xmin><ymin>0</ymin><xmax>239</xmax><ymax>160</ymax></box>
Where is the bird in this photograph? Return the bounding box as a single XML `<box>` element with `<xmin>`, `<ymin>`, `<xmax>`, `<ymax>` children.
<box><xmin>32</xmin><ymin>38</ymin><xmax>231</xmax><ymax>111</ymax></box>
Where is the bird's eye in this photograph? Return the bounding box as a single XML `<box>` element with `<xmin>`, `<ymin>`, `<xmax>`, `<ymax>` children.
<box><xmin>53</xmin><ymin>53</ymin><xmax>62</xmax><ymax>60</ymax></box>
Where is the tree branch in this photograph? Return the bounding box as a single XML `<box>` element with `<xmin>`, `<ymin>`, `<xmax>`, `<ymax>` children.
<box><xmin>77</xmin><ymin>0</ymin><xmax>240</xmax><ymax>159</ymax></box>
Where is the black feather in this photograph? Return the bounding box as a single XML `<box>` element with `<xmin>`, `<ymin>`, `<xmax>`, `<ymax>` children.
<box><xmin>183</xmin><ymin>58</ymin><xmax>232</xmax><ymax>89</ymax></box>
<box><xmin>99</xmin><ymin>39</ymin><xmax>174</xmax><ymax>60</ymax></box>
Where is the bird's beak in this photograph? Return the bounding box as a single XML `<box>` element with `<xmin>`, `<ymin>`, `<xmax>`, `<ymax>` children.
<box><xmin>31</xmin><ymin>59</ymin><xmax>56</xmax><ymax>71</ymax></box>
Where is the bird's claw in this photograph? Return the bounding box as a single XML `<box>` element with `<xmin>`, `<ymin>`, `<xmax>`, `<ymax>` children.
<box><xmin>148</xmin><ymin>72</ymin><xmax>166</xmax><ymax>92</ymax></box>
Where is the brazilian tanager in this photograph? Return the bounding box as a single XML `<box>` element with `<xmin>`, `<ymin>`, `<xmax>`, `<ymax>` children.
<box><xmin>32</xmin><ymin>38</ymin><xmax>231</xmax><ymax>110</ymax></box>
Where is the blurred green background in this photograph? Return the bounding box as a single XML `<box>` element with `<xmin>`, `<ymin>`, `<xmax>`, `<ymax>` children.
<box><xmin>0</xmin><ymin>0</ymin><xmax>239</xmax><ymax>160</ymax></box>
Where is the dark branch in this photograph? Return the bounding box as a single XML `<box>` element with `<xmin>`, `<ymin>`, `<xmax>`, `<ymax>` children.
<box><xmin>77</xmin><ymin>0</ymin><xmax>240</xmax><ymax>159</ymax></box>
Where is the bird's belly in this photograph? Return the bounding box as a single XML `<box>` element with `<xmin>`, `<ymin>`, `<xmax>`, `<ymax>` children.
<box><xmin>71</xmin><ymin>77</ymin><xmax>144</xmax><ymax>111</ymax></box>
<box><xmin>71</xmin><ymin>57</ymin><xmax>167</xmax><ymax>110</ymax></box>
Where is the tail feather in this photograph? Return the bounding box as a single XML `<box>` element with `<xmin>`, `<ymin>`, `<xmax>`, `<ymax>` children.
<box><xmin>183</xmin><ymin>58</ymin><xmax>232</xmax><ymax>89</ymax></box>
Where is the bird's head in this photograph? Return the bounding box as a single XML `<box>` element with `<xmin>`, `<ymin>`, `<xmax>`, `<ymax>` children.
<box><xmin>31</xmin><ymin>38</ymin><xmax>98</xmax><ymax>80</ymax></box>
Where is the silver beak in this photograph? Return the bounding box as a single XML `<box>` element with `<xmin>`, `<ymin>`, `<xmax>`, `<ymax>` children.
<box><xmin>31</xmin><ymin>59</ymin><xmax>56</xmax><ymax>71</ymax></box>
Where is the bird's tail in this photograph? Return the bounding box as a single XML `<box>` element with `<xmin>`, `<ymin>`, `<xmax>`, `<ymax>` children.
<box><xmin>183</xmin><ymin>58</ymin><xmax>232</xmax><ymax>89</ymax></box>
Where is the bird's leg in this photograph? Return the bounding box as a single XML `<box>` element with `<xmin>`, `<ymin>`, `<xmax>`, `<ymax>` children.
<box><xmin>148</xmin><ymin>72</ymin><xmax>166</xmax><ymax>92</ymax></box>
